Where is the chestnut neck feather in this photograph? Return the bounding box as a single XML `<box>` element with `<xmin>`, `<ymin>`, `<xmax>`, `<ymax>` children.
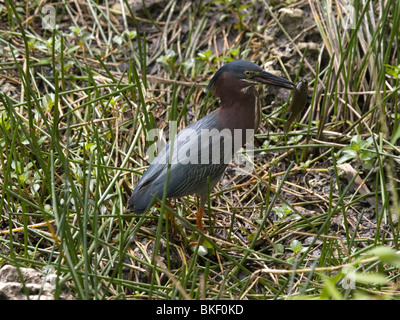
<box><xmin>211</xmin><ymin>72</ymin><xmax>261</xmax><ymax>137</ymax></box>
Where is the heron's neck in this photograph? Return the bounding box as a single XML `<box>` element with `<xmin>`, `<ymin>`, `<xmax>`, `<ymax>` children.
<box><xmin>215</xmin><ymin>85</ymin><xmax>260</xmax><ymax>134</ymax></box>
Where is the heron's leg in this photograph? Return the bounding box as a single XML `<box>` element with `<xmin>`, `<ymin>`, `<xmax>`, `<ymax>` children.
<box><xmin>191</xmin><ymin>203</ymin><xmax>205</xmax><ymax>245</ymax></box>
<box><xmin>189</xmin><ymin>197</ymin><xmax>207</xmax><ymax>246</ymax></box>
<box><xmin>196</xmin><ymin>206</ymin><xmax>204</xmax><ymax>232</ymax></box>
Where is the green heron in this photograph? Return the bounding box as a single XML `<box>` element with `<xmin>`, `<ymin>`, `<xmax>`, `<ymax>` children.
<box><xmin>128</xmin><ymin>59</ymin><xmax>295</xmax><ymax>234</ymax></box>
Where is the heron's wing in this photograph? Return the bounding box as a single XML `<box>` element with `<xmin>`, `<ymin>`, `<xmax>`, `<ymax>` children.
<box><xmin>129</xmin><ymin>111</ymin><xmax>230</xmax><ymax>212</ymax></box>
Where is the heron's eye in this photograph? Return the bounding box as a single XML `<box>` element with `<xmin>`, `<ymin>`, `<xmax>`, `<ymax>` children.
<box><xmin>244</xmin><ymin>70</ymin><xmax>252</xmax><ymax>77</ymax></box>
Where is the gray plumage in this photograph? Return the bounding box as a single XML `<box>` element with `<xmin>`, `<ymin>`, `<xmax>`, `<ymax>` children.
<box><xmin>128</xmin><ymin>109</ymin><xmax>230</xmax><ymax>213</ymax></box>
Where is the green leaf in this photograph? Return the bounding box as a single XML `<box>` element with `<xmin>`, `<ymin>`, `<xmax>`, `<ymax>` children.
<box><xmin>42</xmin><ymin>93</ymin><xmax>55</xmax><ymax>112</ymax></box>
<box><xmin>113</xmin><ymin>35</ymin><xmax>124</xmax><ymax>45</ymax></box>
<box><xmin>0</xmin><ymin>113</ymin><xmax>11</xmax><ymax>131</ymax></box>
<box><xmin>289</xmin><ymin>239</ymin><xmax>302</xmax><ymax>254</ymax></box>
<box><xmin>321</xmin><ymin>274</ymin><xmax>344</xmax><ymax>300</ymax></box>
<box><xmin>385</xmin><ymin>64</ymin><xmax>400</xmax><ymax>79</ymax></box>
<box><xmin>360</xmin><ymin>150</ymin><xmax>375</xmax><ymax>161</ymax></box>
<box><xmin>365</xmin><ymin>246</ymin><xmax>400</xmax><ymax>267</ymax></box>
<box><xmin>287</xmin><ymin>134</ymin><xmax>303</xmax><ymax>145</ymax></box>
<box><xmin>197</xmin><ymin>50</ymin><xmax>212</xmax><ymax>61</ymax></box>
<box><xmin>337</xmin><ymin>151</ymin><xmax>356</xmax><ymax>164</ymax></box>
<box><xmin>354</xmin><ymin>272</ymin><xmax>388</xmax><ymax>285</ymax></box>
<box><xmin>85</xmin><ymin>142</ymin><xmax>96</xmax><ymax>152</ymax></box>
<box><xmin>272</xmin><ymin>243</ymin><xmax>284</xmax><ymax>257</ymax></box>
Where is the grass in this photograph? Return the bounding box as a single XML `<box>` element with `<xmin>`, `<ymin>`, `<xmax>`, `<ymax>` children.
<box><xmin>0</xmin><ymin>0</ymin><xmax>399</xmax><ymax>300</ymax></box>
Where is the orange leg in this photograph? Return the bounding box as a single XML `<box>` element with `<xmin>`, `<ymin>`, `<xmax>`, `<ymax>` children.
<box><xmin>189</xmin><ymin>206</ymin><xmax>204</xmax><ymax>245</ymax></box>
<box><xmin>196</xmin><ymin>206</ymin><xmax>204</xmax><ymax>232</ymax></box>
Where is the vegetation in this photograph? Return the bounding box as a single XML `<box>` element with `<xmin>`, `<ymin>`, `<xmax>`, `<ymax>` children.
<box><xmin>0</xmin><ymin>0</ymin><xmax>399</xmax><ymax>300</ymax></box>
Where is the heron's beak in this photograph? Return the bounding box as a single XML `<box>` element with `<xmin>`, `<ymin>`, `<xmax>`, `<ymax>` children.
<box><xmin>254</xmin><ymin>71</ymin><xmax>295</xmax><ymax>90</ymax></box>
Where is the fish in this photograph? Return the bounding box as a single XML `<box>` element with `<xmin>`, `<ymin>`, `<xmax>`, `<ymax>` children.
<box><xmin>283</xmin><ymin>79</ymin><xmax>308</xmax><ymax>133</ymax></box>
